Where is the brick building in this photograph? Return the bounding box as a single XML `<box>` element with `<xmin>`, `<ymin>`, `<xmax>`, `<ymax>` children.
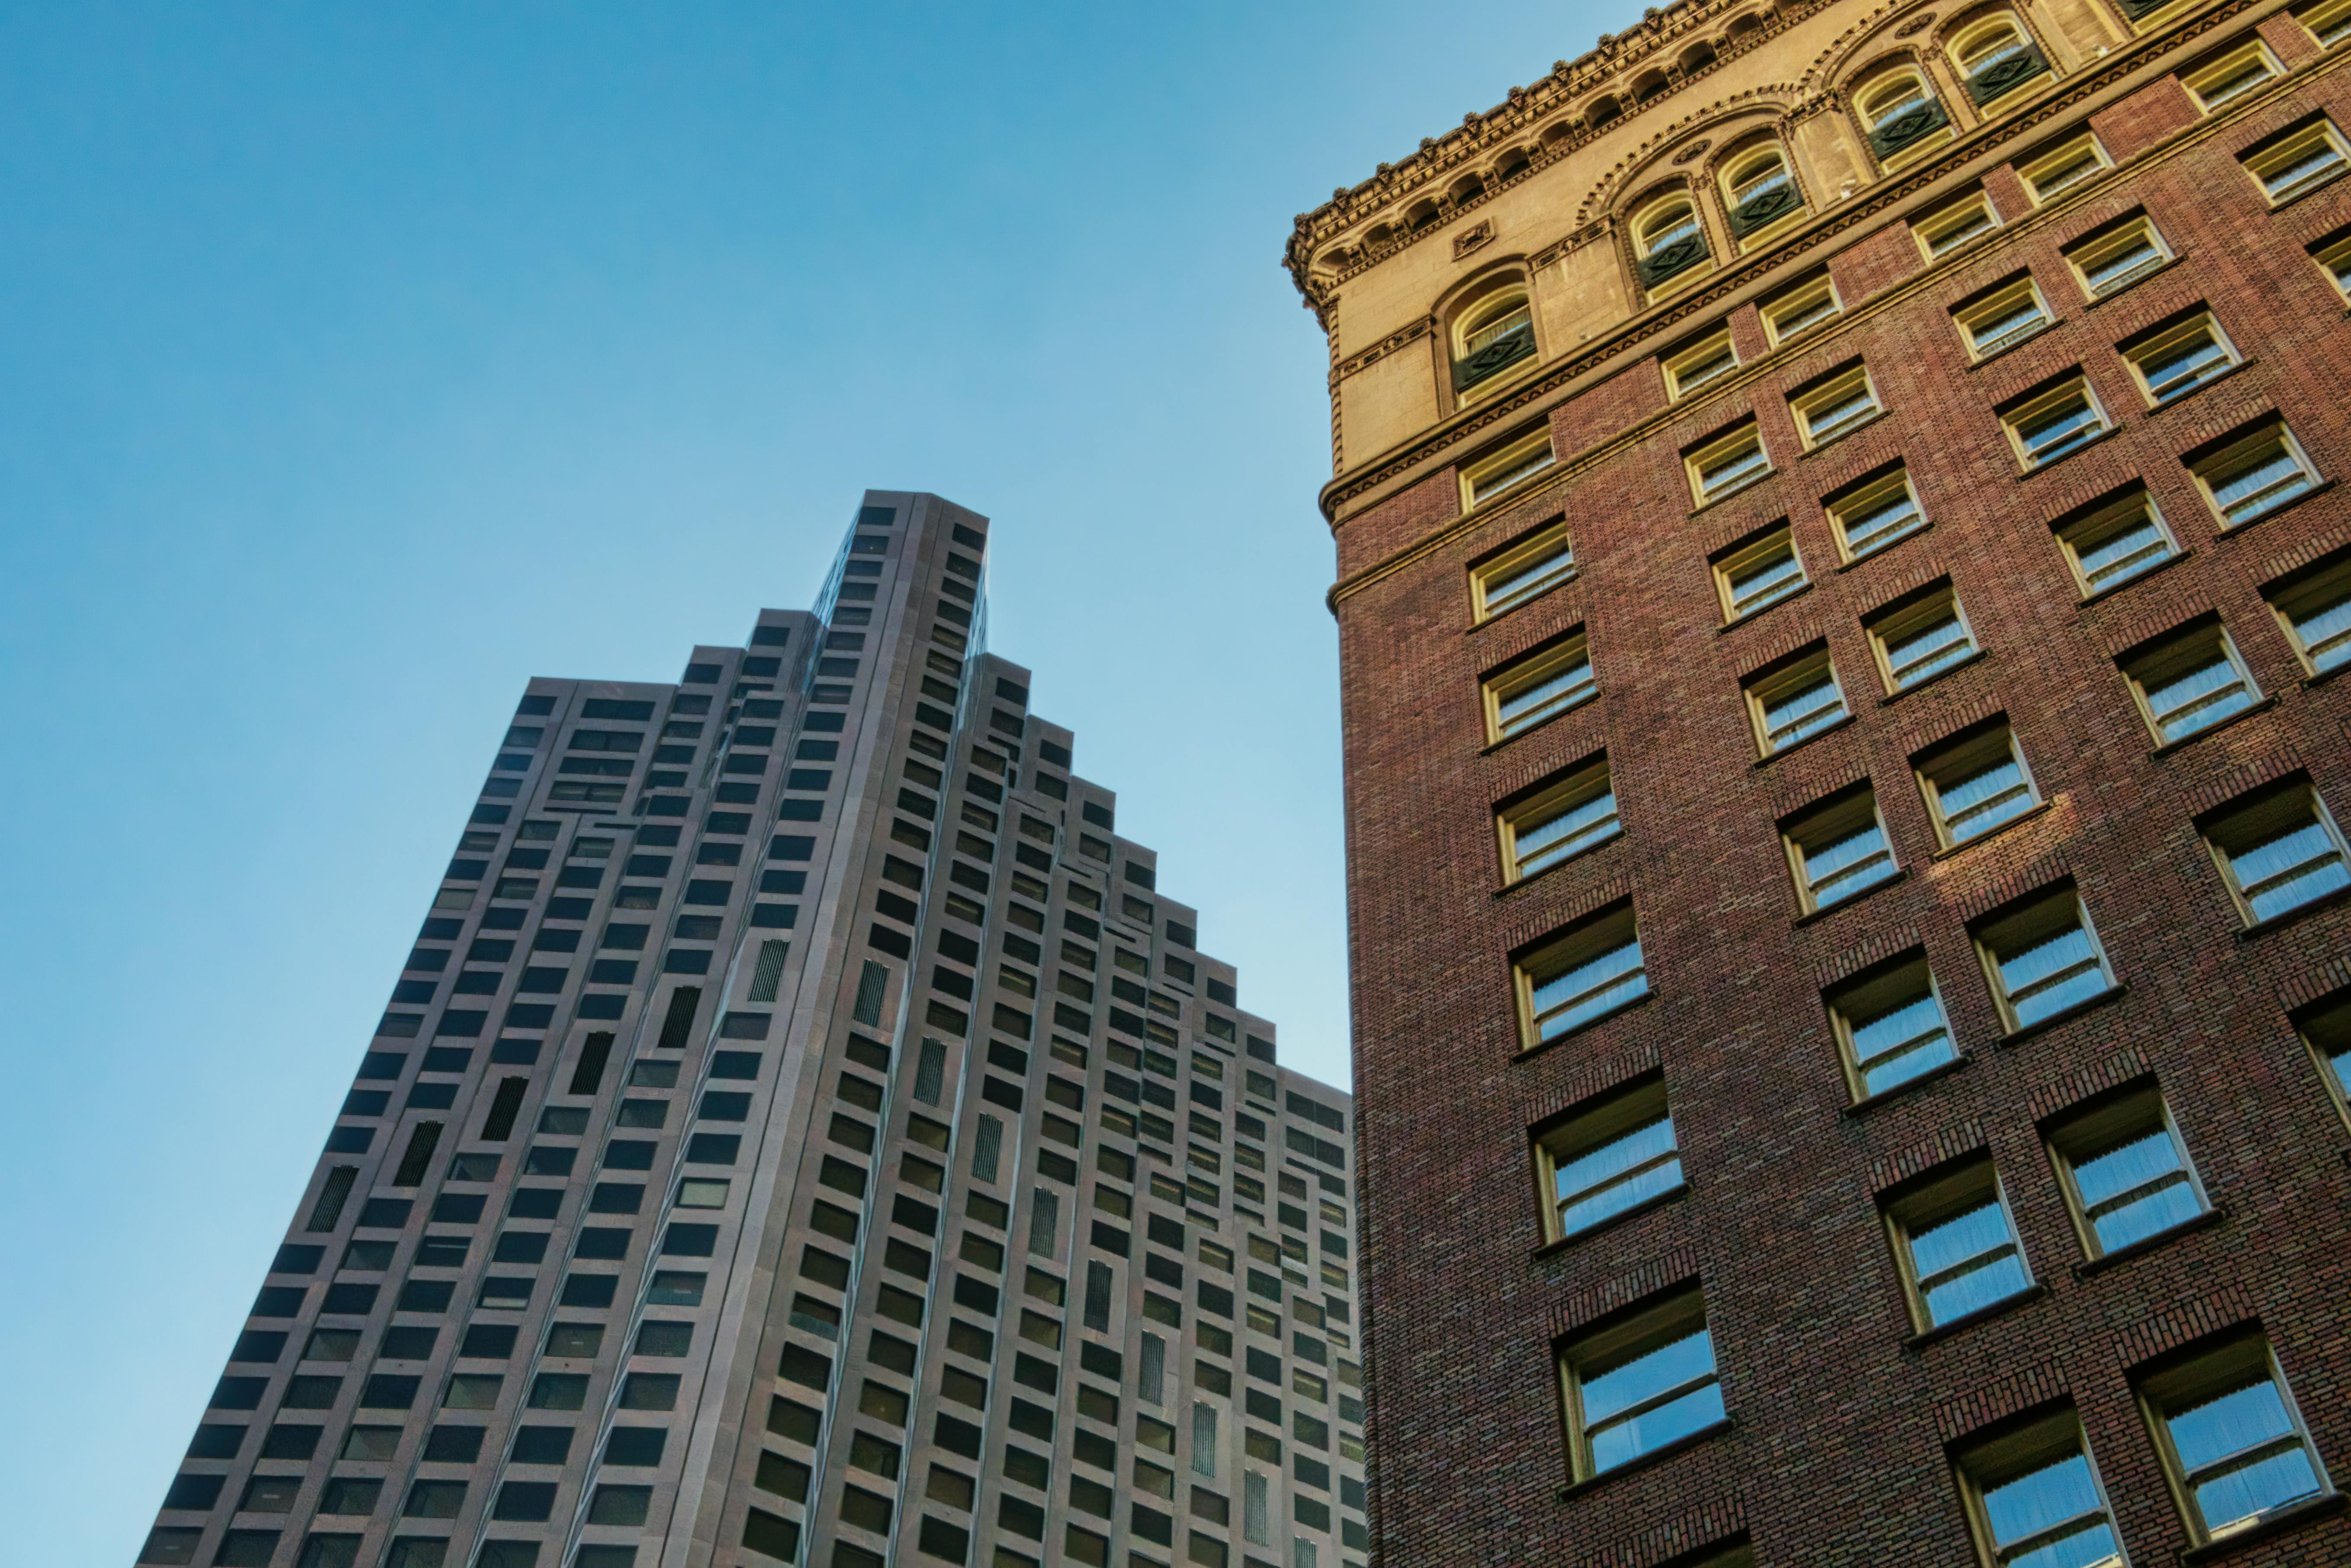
<box><xmin>138</xmin><ymin>492</ymin><xmax>1368</xmax><ymax>1568</ymax></box>
<box><xmin>1285</xmin><ymin>0</ymin><xmax>2351</xmax><ymax>1563</ymax></box>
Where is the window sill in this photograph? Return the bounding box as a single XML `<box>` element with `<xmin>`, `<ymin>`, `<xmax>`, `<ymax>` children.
<box><xmin>2018</xmin><ymin>422</ymin><xmax>2124</xmax><ymax>479</ymax></box>
<box><xmin>1842</xmin><ymin>1053</ymin><xmax>1973</xmax><ymax>1117</ymax></box>
<box><xmin>1964</xmin><ymin>318</ymin><xmax>2062</xmax><ymax>370</ymax></box>
<box><xmin>1879</xmin><ymin>648</ymin><xmax>1987</xmax><ymax>704</ymax></box>
<box><xmin>2079</xmin><ymin>253</ymin><xmax>2184</xmax><ymax>311</ymax></box>
<box><xmin>1794</xmin><ymin>866</ymin><xmax>1910</xmax><ymax>927</ymax></box>
<box><xmin>2178</xmin><ymin>1490</ymin><xmax>2348</xmax><ymax>1564</ymax></box>
<box><xmin>1796</xmin><ymin>408</ymin><xmax>1891</xmax><ymax>459</ymax></box>
<box><xmin>1515</xmin><ymin>992</ymin><xmax>1653</xmax><ymax>1063</ymax></box>
<box><xmin>1999</xmin><ymin>983</ymin><xmax>2128</xmax><ymax>1048</ymax></box>
<box><xmin>1833</xmin><ymin>522</ymin><xmax>1933</xmax><ymax>573</ymax></box>
<box><xmin>1556</xmin><ymin>1417</ymin><xmax>1736</xmax><ymax>1502</ymax></box>
<box><xmin>1687</xmin><ymin>469</ymin><xmax>1779</xmax><ymax>520</ymax></box>
<box><xmin>2238</xmin><ymin>883</ymin><xmax>2351</xmax><ymax>940</ymax></box>
<box><xmin>2151</xmin><ymin>694</ymin><xmax>2279</xmax><ymax>756</ymax></box>
<box><xmin>1715</xmin><ymin>581</ymin><xmax>1815</xmax><ymax>635</ymax></box>
<box><xmin>1930</xmin><ymin>799</ymin><xmax>2052</xmax><ymax>860</ymax></box>
<box><xmin>2077</xmin><ymin>547</ymin><xmax>2191</xmax><ymax>607</ymax></box>
<box><xmin>1751</xmin><ymin>712</ymin><xmax>1857</xmax><ymax>769</ymax></box>
<box><xmin>1530</xmin><ymin>1183</ymin><xmax>1691</xmax><ymax>1261</ymax></box>
<box><xmin>2074</xmin><ymin>1203</ymin><xmax>2229</xmax><ymax>1278</ymax></box>
<box><xmin>1903</xmin><ymin>1282</ymin><xmax>2049</xmax><ymax>1351</ymax></box>
<box><xmin>2215</xmin><ymin>476</ymin><xmax>2338</xmax><ymax>538</ymax></box>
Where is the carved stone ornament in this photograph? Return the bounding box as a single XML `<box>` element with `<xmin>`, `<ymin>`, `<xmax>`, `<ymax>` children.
<box><xmin>1672</xmin><ymin>139</ymin><xmax>1714</xmax><ymax>164</ymax></box>
<box><xmin>1453</xmin><ymin>220</ymin><xmax>1496</xmax><ymax>259</ymax></box>
<box><xmin>1895</xmin><ymin>11</ymin><xmax>1938</xmax><ymax>35</ymax></box>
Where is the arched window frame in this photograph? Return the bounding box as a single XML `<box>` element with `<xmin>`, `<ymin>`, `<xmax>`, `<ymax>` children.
<box><xmin>1945</xmin><ymin>10</ymin><xmax>2055</xmax><ymax>107</ymax></box>
<box><xmin>1445</xmin><ymin>273</ymin><xmax>1541</xmax><ymax>403</ymax></box>
<box><xmin>1716</xmin><ymin>135</ymin><xmax>1807</xmax><ymax>245</ymax></box>
<box><xmin>1849</xmin><ymin>58</ymin><xmax>1955</xmax><ymax>170</ymax></box>
<box><xmin>1626</xmin><ymin>184</ymin><xmax>1716</xmax><ymax>298</ymax></box>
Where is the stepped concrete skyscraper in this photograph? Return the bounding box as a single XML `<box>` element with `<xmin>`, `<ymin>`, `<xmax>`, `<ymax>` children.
<box><xmin>140</xmin><ymin>493</ymin><xmax>1367</xmax><ymax>1568</ymax></box>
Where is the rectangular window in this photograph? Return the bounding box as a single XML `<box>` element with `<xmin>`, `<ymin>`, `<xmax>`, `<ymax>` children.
<box><xmin>2045</xmin><ymin>1085</ymin><xmax>2209</xmax><ymax>1258</ymax></box>
<box><xmin>2183</xmin><ymin>37</ymin><xmax>2282</xmax><ymax>112</ymax></box>
<box><xmin>1516</xmin><ymin>903</ymin><xmax>1647</xmax><ymax>1048</ymax></box>
<box><xmin>2301</xmin><ymin>995</ymin><xmax>2351</xmax><ymax>1124</ymax></box>
<box><xmin>1781</xmin><ymin>787</ymin><xmax>1898</xmax><ymax>914</ymax></box>
<box><xmin>1882</xmin><ymin>1157</ymin><xmax>2032</xmax><ymax>1332</ymax></box>
<box><xmin>2121</xmin><ymin>311</ymin><xmax>2240</xmax><ymax>405</ymax></box>
<box><xmin>2304</xmin><ymin>0</ymin><xmax>2351</xmax><ymax>45</ymax></box>
<box><xmin>1557</xmin><ymin>1288</ymin><xmax>1724</xmax><ymax>1480</ymax></box>
<box><xmin>1496</xmin><ymin>757</ymin><xmax>1619</xmax><ymax>884</ymax></box>
<box><xmin>2189</xmin><ymin>420</ymin><xmax>2319</xmax><ymax>529</ymax></box>
<box><xmin>2052</xmin><ymin>487</ymin><xmax>2180</xmax><ymax>598</ymax></box>
<box><xmin>1534</xmin><ymin>1075</ymin><xmax>1683</xmax><ymax>1242</ymax></box>
<box><xmin>2200</xmin><ymin>781</ymin><xmax>2351</xmax><ymax>925</ymax></box>
<box><xmin>1952</xmin><ymin>1407</ymin><xmax>2123</xmax><ymax>1568</ymax></box>
<box><xmin>2117</xmin><ymin>619</ymin><xmax>2261</xmax><ymax>745</ymax></box>
<box><xmin>2242</xmin><ymin>117</ymin><xmax>2351</xmax><ymax>204</ymax></box>
<box><xmin>1915</xmin><ymin>191</ymin><xmax>1999</xmax><ymax>259</ymax></box>
<box><xmin>1867</xmin><ymin>582</ymin><xmax>1978</xmax><ymax>693</ymax></box>
<box><xmin>1481</xmin><ymin>633</ymin><xmax>1596</xmax><ymax>745</ymax></box>
<box><xmin>1686</xmin><ymin>424</ymin><xmax>1773</xmax><ymax>506</ymax></box>
<box><xmin>2064</xmin><ymin>214</ymin><xmax>2172</xmax><ymax>299</ymax></box>
<box><xmin>1663</xmin><ymin>328</ymin><xmax>1740</xmax><ymax>400</ymax></box>
<box><xmin>1952</xmin><ymin>276</ymin><xmax>2051</xmax><ymax>361</ymax></box>
<box><xmin>2266</xmin><ymin>552</ymin><xmax>2351</xmax><ymax>676</ymax></box>
<box><xmin>1824</xmin><ymin>466</ymin><xmax>1926</xmax><ymax>562</ymax></box>
<box><xmin>1461</xmin><ymin>428</ymin><xmax>1557</xmax><ymax>509</ymax></box>
<box><xmin>2000</xmin><ymin>376</ymin><xmax>2110</xmax><ymax>469</ymax></box>
<box><xmin>2017</xmin><ymin>132</ymin><xmax>2110</xmax><ymax>203</ymax></box>
<box><xmin>1790</xmin><ymin>365</ymin><xmax>1882</xmax><ymax>449</ymax></box>
<box><xmin>1470</xmin><ymin>522</ymin><xmax>1576</xmax><ymax>621</ymax></box>
<box><xmin>1761</xmin><ymin>275</ymin><xmax>1840</xmax><ymax>344</ymax></box>
<box><xmin>2316</xmin><ymin>230</ymin><xmax>2351</xmax><ymax>301</ymax></box>
<box><xmin>1972</xmin><ymin>886</ymin><xmax>2116</xmax><ymax>1032</ymax></box>
<box><xmin>1711</xmin><ymin>527</ymin><xmax>1808</xmax><ymax>623</ymax></box>
<box><xmin>1827</xmin><ymin>955</ymin><xmax>1957</xmax><ymax>1101</ymax></box>
<box><xmin>1743</xmin><ymin>647</ymin><xmax>1849</xmax><ymax>756</ymax></box>
<box><xmin>2136</xmin><ymin>1332</ymin><xmax>2331</xmax><ymax>1544</ymax></box>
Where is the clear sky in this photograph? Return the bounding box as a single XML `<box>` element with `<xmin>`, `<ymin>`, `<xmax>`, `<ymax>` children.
<box><xmin>0</xmin><ymin>2</ymin><xmax>1640</xmax><ymax>1553</ymax></box>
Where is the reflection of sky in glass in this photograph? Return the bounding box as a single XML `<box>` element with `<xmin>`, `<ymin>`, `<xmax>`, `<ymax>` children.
<box><xmin>1983</xmin><ymin>1451</ymin><xmax>2116</xmax><ymax>1568</ymax></box>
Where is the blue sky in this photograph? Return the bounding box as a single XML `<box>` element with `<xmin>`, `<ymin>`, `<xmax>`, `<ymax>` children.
<box><xmin>0</xmin><ymin>2</ymin><xmax>1638</xmax><ymax>1552</ymax></box>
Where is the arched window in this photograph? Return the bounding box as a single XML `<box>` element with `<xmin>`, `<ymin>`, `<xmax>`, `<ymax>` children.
<box><xmin>1588</xmin><ymin>94</ymin><xmax>1623</xmax><ymax>128</ymax></box>
<box><xmin>1633</xmin><ymin>70</ymin><xmax>1672</xmax><ymax>103</ymax></box>
<box><xmin>1634</xmin><ymin>196</ymin><xmax>1710</xmax><ymax>289</ymax></box>
<box><xmin>1452</xmin><ymin>287</ymin><xmax>1537</xmax><ymax>395</ymax></box>
<box><xmin>1859</xmin><ymin>71</ymin><xmax>1951</xmax><ymax>161</ymax></box>
<box><xmin>1722</xmin><ymin>145</ymin><xmax>1802</xmax><ymax>237</ymax></box>
<box><xmin>1495</xmin><ymin>147</ymin><xmax>1532</xmax><ymax>182</ymax></box>
<box><xmin>1951</xmin><ymin>18</ymin><xmax>2049</xmax><ymax>103</ymax></box>
<box><xmin>1682</xmin><ymin>41</ymin><xmax>1719</xmax><ymax>73</ymax></box>
<box><xmin>1406</xmin><ymin>199</ymin><xmax>1442</xmax><ymax>232</ymax></box>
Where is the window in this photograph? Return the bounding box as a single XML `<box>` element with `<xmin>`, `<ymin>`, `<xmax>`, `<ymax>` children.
<box><xmin>1781</xmin><ymin>787</ymin><xmax>1899</xmax><ymax>914</ymax></box>
<box><xmin>2242</xmin><ymin>118</ymin><xmax>2351</xmax><ymax>204</ymax></box>
<box><xmin>2136</xmin><ymin>1331</ymin><xmax>2331</xmax><ymax>1544</ymax></box>
<box><xmin>1826</xmin><ymin>955</ymin><xmax>1957</xmax><ymax>1101</ymax></box>
<box><xmin>1712</xmin><ymin>527</ymin><xmax>1807</xmax><ymax>622</ymax></box>
<box><xmin>2045</xmin><ymin>1085</ymin><xmax>2209</xmax><ymax>1257</ymax></box>
<box><xmin>1534</xmin><ymin>1076</ymin><xmax>1682</xmax><ymax>1242</ymax></box>
<box><xmin>2302</xmin><ymin>0</ymin><xmax>2351</xmax><ymax>48</ymax></box>
<box><xmin>2302</xmin><ymin>995</ymin><xmax>2351</xmax><ymax>1122</ymax></box>
<box><xmin>2267</xmin><ymin>552</ymin><xmax>2351</xmax><ymax>676</ymax></box>
<box><xmin>1461</xmin><ymin>428</ymin><xmax>1557</xmax><ymax>509</ymax></box>
<box><xmin>2200</xmin><ymin>781</ymin><xmax>2351</xmax><ymax>924</ymax></box>
<box><xmin>2184</xmin><ymin>38</ymin><xmax>2282</xmax><ymax>112</ymax></box>
<box><xmin>1481</xmin><ymin>633</ymin><xmax>1596</xmax><ymax>744</ymax></box>
<box><xmin>1470</xmin><ymin>522</ymin><xmax>1576</xmax><ymax>621</ymax></box>
<box><xmin>1634</xmin><ymin>197</ymin><xmax>1710</xmax><ymax>290</ymax></box>
<box><xmin>1452</xmin><ymin>287</ymin><xmax>1537</xmax><ymax>395</ymax></box>
<box><xmin>1916</xmin><ymin>722</ymin><xmax>2041</xmax><ymax>849</ymax></box>
<box><xmin>1867</xmin><ymin>582</ymin><xmax>1979</xmax><ymax>693</ymax></box>
<box><xmin>2117</xmin><ymin>619</ymin><xmax>2261</xmax><ymax>745</ymax></box>
<box><xmin>1760</xmin><ymin>274</ymin><xmax>1840</xmax><ymax>344</ymax></box>
<box><xmin>1789</xmin><ymin>365</ymin><xmax>1882</xmax><ymax>449</ymax></box>
<box><xmin>2017</xmin><ymin>133</ymin><xmax>2111</xmax><ymax>204</ymax></box>
<box><xmin>1953</xmin><ymin>18</ymin><xmax>2050</xmax><ymax>105</ymax></box>
<box><xmin>2064</xmin><ymin>213</ymin><xmax>2173</xmax><ymax>299</ymax></box>
<box><xmin>1972</xmin><ymin>886</ymin><xmax>2116</xmax><ymax>1031</ymax></box>
<box><xmin>2314</xmin><ymin>229</ymin><xmax>2351</xmax><ymax>302</ymax></box>
<box><xmin>2121</xmin><ymin>311</ymin><xmax>2240</xmax><ymax>405</ymax></box>
<box><xmin>1497</xmin><ymin>757</ymin><xmax>1620</xmax><ymax>884</ymax></box>
<box><xmin>2052</xmin><ymin>487</ymin><xmax>2180</xmax><ymax>598</ymax></box>
<box><xmin>1824</xmin><ymin>466</ymin><xmax>1926</xmax><ymax>562</ymax></box>
<box><xmin>1663</xmin><ymin>328</ymin><xmax>1740</xmax><ymax>399</ymax></box>
<box><xmin>1881</xmin><ymin>1157</ymin><xmax>2032</xmax><ymax>1332</ymax></box>
<box><xmin>1721</xmin><ymin>146</ymin><xmax>1801</xmax><ymax>240</ymax></box>
<box><xmin>1743</xmin><ymin>647</ymin><xmax>1849</xmax><ymax>756</ymax></box>
<box><xmin>1915</xmin><ymin>191</ymin><xmax>2000</xmax><ymax>259</ymax></box>
<box><xmin>1686</xmin><ymin>424</ymin><xmax>1772</xmax><ymax>507</ymax></box>
<box><xmin>2189</xmin><ymin>421</ymin><xmax>2319</xmax><ymax>528</ymax></box>
<box><xmin>1951</xmin><ymin>276</ymin><xmax>2051</xmax><ymax>360</ymax></box>
<box><xmin>1516</xmin><ymin>903</ymin><xmax>1647</xmax><ymax>1047</ymax></box>
<box><xmin>1999</xmin><ymin>376</ymin><xmax>2110</xmax><ymax>469</ymax></box>
<box><xmin>1859</xmin><ymin>73</ymin><xmax>1951</xmax><ymax>164</ymax></box>
<box><xmin>1557</xmin><ymin>1288</ymin><xmax>1724</xmax><ymax>1480</ymax></box>
<box><xmin>1951</xmin><ymin>1407</ymin><xmax>2123</xmax><ymax>1568</ymax></box>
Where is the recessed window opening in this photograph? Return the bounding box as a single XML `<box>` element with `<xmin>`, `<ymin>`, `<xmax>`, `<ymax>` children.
<box><xmin>2201</xmin><ymin>782</ymin><xmax>2351</xmax><ymax>923</ymax></box>
<box><xmin>1884</xmin><ymin>1157</ymin><xmax>2032</xmax><ymax>1331</ymax></box>
<box><xmin>2052</xmin><ymin>488</ymin><xmax>2178</xmax><ymax>598</ymax></box>
<box><xmin>1537</xmin><ymin>1075</ymin><xmax>1683</xmax><ymax>1241</ymax></box>
<box><xmin>2066</xmin><ymin>214</ymin><xmax>2172</xmax><ymax>298</ymax></box>
<box><xmin>1827</xmin><ymin>467</ymin><xmax>1926</xmax><ymax>561</ymax></box>
<box><xmin>2118</xmin><ymin>620</ymin><xmax>2260</xmax><ymax>745</ymax></box>
<box><xmin>1498</xmin><ymin>757</ymin><xmax>1620</xmax><ymax>884</ymax></box>
<box><xmin>1828</xmin><ymin>956</ymin><xmax>1957</xmax><ymax>1100</ymax></box>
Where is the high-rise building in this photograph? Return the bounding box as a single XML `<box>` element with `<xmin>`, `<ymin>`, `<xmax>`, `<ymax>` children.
<box><xmin>140</xmin><ymin>493</ymin><xmax>1367</xmax><ymax>1568</ymax></box>
<box><xmin>1288</xmin><ymin>1</ymin><xmax>2351</xmax><ymax>1563</ymax></box>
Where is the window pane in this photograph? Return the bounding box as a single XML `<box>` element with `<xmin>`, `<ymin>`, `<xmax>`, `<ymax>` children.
<box><xmin>1762</xmin><ymin>673</ymin><xmax>1847</xmax><ymax>750</ymax></box>
<box><xmin>2073</xmin><ymin>513</ymin><xmax>2171</xmax><ymax>593</ymax></box>
<box><xmin>1484</xmin><ymin>542</ymin><xmax>1576</xmax><ymax>615</ymax></box>
<box><xmin>1589</xmin><ymin>1382</ymin><xmax>1726</xmax><ymax>1473</ymax></box>
<box><xmin>2144</xmin><ymin>653</ymin><xmax>2255</xmax><ymax>742</ymax></box>
<box><xmin>2228</xmin><ymin>820</ymin><xmax>2350</xmax><ymax>920</ymax></box>
<box><xmin>1582</xmin><ymin>1327</ymin><xmax>1716</xmax><ymax>1424</ymax></box>
<box><xmin>1807</xmin><ymin>823</ymin><xmax>1896</xmax><ymax>907</ymax></box>
<box><xmin>1885</xmin><ymin>610</ymin><xmax>1975</xmax><ymax>688</ymax></box>
<box><xmin>2210</xmin><ymin>445</ymin><xmax>2312</xmax><ymax>524</ymax></box>
<box><xmin>1498</xmin><ymin>654</ymin><xmax>1596</xmax><ymax>736</ymax></box>
<box><xmin>1909</xmin><ymin>1200</ymin><xmax>2029</xmax><ymax>1324</ymax></box>
<box><xmin>2169</xmin><ymin>1378</ymin><xmax>2320</xmax><ymax>1531</ymax></box>
<box><xmin>2020</xmin><ymin>395</ymin><xmax>2103</xmax><ymax>463</ymax></box>
<box><xmin>2139</xmin><ymin>329</ymin><xmax>2231</xmax><ymax>402</ymax></box>
<box><xmin>1973</xmin><ymin>297</ymin><xmax>2048</xmax><ymax>355</ymax></box>
<box><xmin>1532</xmin><ymin>940</ymin><xmax>1648</xmax><ymax>1039</ymax></box>
<box><xmin>1999</xmin><ymin>925</ymin><xmax>2105</xmax><ymax>1025</ymax></box>
<box><xmin>2082</xmin><ymin>235</ymin><xmax>2163</xmax><ymax>294</ymax></box>
<box><xmin>2072</xmin><ymin>1128</ymin><xmax>2198</xmax><ymax>1251</ymax></box>
<box><xmin>1516</xmin><ymin>787</ymin><xmax>1621</xmax><ymax>878</ymax></box>
<box><xmin>1728</xmin><ymin>546</ymin><xmax>1804</xmax><ymax>617</ymax></box>
<box><xmin>1851</xmin><ymin>993</ymin><xmax>1956</xmax><ymax>1096</ymax></box>
<box><xmin>2290</xmin><ymin>584</ymin><xmax>2351</xmax><ymax>672</ymax></box>
<box><xmin>1939</xmin><ymin>753</ymin><xmax>2033</xmax><ymax>842</ymax></box>
<box><xmin>1555</xmin><ymin>1116</ymin><xmax>1681</xmax><ymax>1237</ymax></box>
<box><xmin>1982</xmin><ymin>1452</ymin><xmax>2117</xmax><ymax>1568</ymax></box>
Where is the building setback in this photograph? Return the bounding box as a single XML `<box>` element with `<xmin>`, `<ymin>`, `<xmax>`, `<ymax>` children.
<box><xmin>1288</xmin><ymin>0</ymin><xmax>2351</xmax><ymax>1564</ymax></box>
<box><xmin>139</xmin><ymin>492</ymin><xmax>1368</xmax><ymax>1568</ymax></box>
